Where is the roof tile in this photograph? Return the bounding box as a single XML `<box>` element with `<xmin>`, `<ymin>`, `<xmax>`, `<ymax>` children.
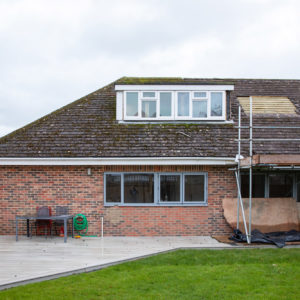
<box><xmin>1</xmin><ymin>78</ymin><xmax>300</xmax><ymax>158</ymax></box>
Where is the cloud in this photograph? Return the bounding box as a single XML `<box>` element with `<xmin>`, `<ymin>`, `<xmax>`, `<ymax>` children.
<box><xmin>0</xmin><ymin>0</ymin><xmax>300</xmax><ymax>137</ymax></box>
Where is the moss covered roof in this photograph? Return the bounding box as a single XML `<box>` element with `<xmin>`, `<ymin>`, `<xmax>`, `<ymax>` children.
<box><xmin>116</xmin><ymin>77</ymin><xmax>235</xmax><ymax>85</ymax></box>
<box><xmin>0</xmin><ymin>77</ymin><xmax>300</xmax><ymax>158</ymax></box>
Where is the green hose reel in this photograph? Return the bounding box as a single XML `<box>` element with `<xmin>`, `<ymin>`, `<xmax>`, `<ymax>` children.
<box><xmin>73</xmin><ymin>213</ymin><xmax>88</xmax><ymax>236</ymax></box>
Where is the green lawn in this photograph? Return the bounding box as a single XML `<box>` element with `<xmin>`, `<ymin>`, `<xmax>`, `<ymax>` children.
<box><xmin>1</xmin><ymin>249</ymin><xmax>299</xmax><ymax>300</ymax></box>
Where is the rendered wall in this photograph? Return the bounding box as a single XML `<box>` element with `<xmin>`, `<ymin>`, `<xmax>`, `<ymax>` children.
<box><xmin>223</xmin><ymin>197</ymin><xmax>300</xmax><ymax>232</ymax></box>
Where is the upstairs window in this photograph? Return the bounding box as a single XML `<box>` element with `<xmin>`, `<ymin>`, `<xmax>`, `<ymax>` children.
<box><xmin>177</xmin><ymin>92</ymin><xmax>190</xmax><ymax>117</ymax></box>
<box><xmin>141</xmin><ymin>92</ymin><xmax>157</xmax><ymax>118</ymax></box>
<box><xmin>160</xmin><ymin>92</ymin><xmax>172</xmax><ymax>117</ymax></box>
<box><xmin>123</xmin><ymin>90</ymin><xmax>226</xmax><ymax>120</ymax></box>
<box><xmin>126</xmin><ymin>92</ymin><xmax>139</xmax><ymax>117</ymax></box>
<box><xmin>211</xmin><ymin>92</ymin><xmax>223</xmax><ymax>116</ymax></box>
<box><xmin>192</xmin><ymin>91</ymin><xmax>208</xmax><ymax>118</ymax></box>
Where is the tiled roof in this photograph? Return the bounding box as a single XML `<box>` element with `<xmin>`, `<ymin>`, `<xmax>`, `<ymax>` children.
<box><xmin>0</xmin><ymin>77</ymin><xmax>300</xmax><ymax>158</ymax></box>
<box><xmin>115</xmin><ymin>77</ymin><xmax>235</xmax><ymax>85</ymax></box>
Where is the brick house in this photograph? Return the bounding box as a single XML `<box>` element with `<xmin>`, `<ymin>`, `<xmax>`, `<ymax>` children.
<box><xmin>0</xmin><ymin>77</ymin><xmax>300</xmax><ymax>236</ymax></box>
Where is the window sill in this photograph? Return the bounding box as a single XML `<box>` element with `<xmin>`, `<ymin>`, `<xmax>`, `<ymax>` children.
<box><xmin>104</xmin><ymin>203</ymin><xmax>208</xmax><ymax>207</ymax></box>
<box><xmin>118</xmin><ymin>120</ymin><xmax>233</xmax><ymax>125</ymax></box>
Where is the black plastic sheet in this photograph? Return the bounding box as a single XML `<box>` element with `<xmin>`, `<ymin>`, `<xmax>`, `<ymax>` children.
<box><xmin>230</xmin><ymin>229</ymin><xmax>300</xmax><ymax>248</ymax></box>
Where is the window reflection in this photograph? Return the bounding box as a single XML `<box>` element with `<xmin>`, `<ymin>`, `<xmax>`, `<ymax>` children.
<box><xmin>124</xmin><ymin>174</ymin><xmax>154</xmax><ymax>203</ymax></box>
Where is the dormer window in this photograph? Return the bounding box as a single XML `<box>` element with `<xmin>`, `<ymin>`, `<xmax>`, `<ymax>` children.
<box><xmin>141</xmin><ymin>91</ymin><xmax>157</xmax><ymax>118</ymax></box>
<box><xmin>115</xmin><ymin>84</ymin><xmax>234</xmax><ymax>121</ymax></box>
<box><xmin>125</xmin><ymin>92</ymin><xmax>139</xmax><ymax>117</ymax></box>
<box><xmin>160</xmin><ymin>92</ymin><xmax>172</xmax><ymax>117</ymax></box>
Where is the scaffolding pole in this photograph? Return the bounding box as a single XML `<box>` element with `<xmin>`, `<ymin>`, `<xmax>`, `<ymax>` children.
<box><xmin>237</xmin><ymin>106</ymin><xmax>241</xmax><ymax>230</ymax></box>
<box><xmin>237</xmin><ymin>138</ymin><xmax>300</xmax><ymax>141</ymax></box>
<box><xmin>235</xmin><ymin>171</ymin><xmax>250</xmax><ymax>244</ymax></box>
<box><xmin>234</xmin><ymin>97</ymin><xmax>300</xmax><ymax>245</ymax></box>
<box><xmin>235</xmin><ymin>126</ymin><xmax>300</xmax><ymax>129</ymax></box>
<box><xmin>248</xmin><ymin>96</ymin><xmax>253</xmax><ymax>243</ymax></box>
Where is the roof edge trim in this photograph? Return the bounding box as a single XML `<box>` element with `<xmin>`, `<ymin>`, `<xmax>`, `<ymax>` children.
<box><xmin>0</xmin><ymin>157</ymin><xmax>236</xmax><ymax>166</ymax></box>
<box><xmin>115</xmin><ymin>85</ymin><xmax>234</xmax><ymax>91</ymax></box>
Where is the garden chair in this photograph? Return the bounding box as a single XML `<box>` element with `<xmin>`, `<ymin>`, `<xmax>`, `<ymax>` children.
<box><xmin>53</xmin><ymin>206</ymin><xmax>69</xmax><ymax>236</ymax></box>
<box><xmin>32</xmin><ymin>206</ymin><xmax>52</xmax><ymax>238</ymax></box>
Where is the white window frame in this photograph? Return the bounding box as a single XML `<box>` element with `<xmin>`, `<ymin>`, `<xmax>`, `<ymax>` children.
<box><xmin>193</xmin><ymin>91</ymin><xmax>208</xmax><ymax>99</ymax></box>
<box><xmin>140</xmin><ymin>91</ymin><xmax>158</xmax><ymax>119</ymax></box>
<box><xmin>209</xmin><ymin>91</ymin><xmax>226</xmax><ymax>120</ymax></box>
<box><xmin>141</xmin><ymin>91</ymin><xmax>157</xmax><ymax>99</ymax></box>
<box><xmin>141</xmin><ymin>99</ymin><xmax>158</xmax><ymax>119</ymax></box>
<box><xmin>123</xmin><ymin>90</ymin><xmax>226</xmax><ymax>121</ymax></box>
<box><xmin>175</xmin><ymin>91</ymin><xmax>191</xmax><ymax>119</ymax></box>
<box><xmin>175</xmin><ymin>91</ymin><xmax>226</xmax><ymax>120</ymax></box>
<box><xmin>104</xmin><ymin>172</ymin><xmax>208</xmax><ymax>206</ymax></box>
<box><xmin>157</xmin><ymin>91</ymin><xmax>174</xmax><ymax>120</ymax></box>
<box><xmin>192</xmin><ymin>99</ymin><xmax>208</xmax><ymax>118</ymax></box>
<box><xmin>191</xmin><ymin>92</ymin><xmax>209</xmax><ymax>119</ymax></box>
<box><xmin>124</xmin><ymin>91</ymin><xmax>140</xmax><ymax>120</ymax></box>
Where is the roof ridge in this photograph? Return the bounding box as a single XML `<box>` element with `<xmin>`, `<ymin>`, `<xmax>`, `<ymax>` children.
<box><xmin>0</xmin><ymin>80</ymin><xmax>116</xmax><ymax>144</ymax></box>
<box><xmin>117</xmin><ymin>76</ymin><xmax>300</xmax><ymax>82</ymax></box>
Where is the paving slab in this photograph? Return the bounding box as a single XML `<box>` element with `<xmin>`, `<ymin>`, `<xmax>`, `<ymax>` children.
<box><xmin>0</xmin><ymin>235</ymin><xmax>231</xmax><ymax>289</ymax></box>
<box><xmin>4</xmin><ymin>235</ymin><xmax>298</xmax><ymax>290</ymax></box>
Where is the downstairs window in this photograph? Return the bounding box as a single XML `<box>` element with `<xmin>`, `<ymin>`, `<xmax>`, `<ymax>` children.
<box><xmin>241</xmin><ymin>173</ymin><xmax>296</xmax><ymax>199</ymax></box>
<box><xmin>269</xmin><ymin>174</ymin><xmax>293</xmax><ymax>198</ymax></box>
<box><xmin>241</xmin><ymin>174</ymin><xmax>265</xmax><ymax>198</ymax></box>
<box><xmin>104</xmin><ymin>172</ymin><xmax>207</xmax><ymax>205</ymax></box>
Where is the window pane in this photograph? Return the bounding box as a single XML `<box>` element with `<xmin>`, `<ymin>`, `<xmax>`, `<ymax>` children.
<box><xmin>124</xmin><ymin>174</ymin><xmax>154</xmax><ymax>203</ymax></box>
<box><xmin>269</xmin><ymin>174</ymin><xmax>293</xmax><ymax>197</ymax></box>
<box><xmin>160</xmin><ymin>175</ymin><xmax>180</xmax><ymax>202</ymax></box>
<box><xmin>160</xmin><ymin>92</ymin><xmax>172</xmax><ymax>116</ymax></box>
<box><xmin>192</xmin><ymin>101</ymin><xmax>207</xmax><ymax>118</ymax></box>
<box><xmin>177</xmin><ymin>92</ymin><xmax>189</xmax><ymax>116</ymax></box>
<box><xmin>126</xmin><ymin>92</ymin><xmax>138</xmax><ymax>116</ymax></box>
<box><xmin>142</xmin><ymin>101</ymin><xmax>156</xmax><ymax>118</ymax></box>
<box><xmin>184</xmin><ymin>175</ymin><xmax>205</xmax><ymax>202</ymax></box>
<box><xmin>194</xmin><ymin>92</ymin><xmax>207</xmax><ymax>98</ymax></box>
<box><xmin>241</xmin><ymin>174</ymin><xmax>265</xmax><ymax>198</ymax></box>
<box><xmin>211</xmin><ymin>92</ymin><xmax>223</xmax><ymax>116</ymax></box>
<box><xmin>143</xmin><ymin>92</ymin><xmax>156</xmax><ymax>98</ymax></box>
<box><xmin>106</xmin><ymin>174</ymin><xmax>121</xmax><ymax>203</ymax></box>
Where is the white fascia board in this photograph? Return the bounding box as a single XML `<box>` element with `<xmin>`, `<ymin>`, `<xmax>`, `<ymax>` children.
<box><xmin>115</xmin><ymin>85</ymin><xmax>234</xmax><ymax>91</ymax></box>
<box><xmin>116</xmin><ymin>91</ymin><xmax>123</xmax><ymax>120</ymax></box>
<box><xmin>0</xmin><ymin>157</ymin><xmax>236</xmax><ymax>166</ymax></box>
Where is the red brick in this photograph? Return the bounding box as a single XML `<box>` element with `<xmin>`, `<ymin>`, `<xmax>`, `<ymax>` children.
<box><xmin>0</xmin><ymin>165</ymin><xmax>235</xmax><ymax>236</ymax></box>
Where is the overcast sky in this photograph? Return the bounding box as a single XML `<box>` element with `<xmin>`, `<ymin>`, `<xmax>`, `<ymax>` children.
<box><xmin>1</xmin><ymin>0</ymin><xmax>300</xmax><ymax>137</ymax></box>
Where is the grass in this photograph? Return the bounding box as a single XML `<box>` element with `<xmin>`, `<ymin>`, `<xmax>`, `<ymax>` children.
<box><xmin>1</xmin><ymin>249</ymin><xmax>299</xmax><ymax>299</ymax></box>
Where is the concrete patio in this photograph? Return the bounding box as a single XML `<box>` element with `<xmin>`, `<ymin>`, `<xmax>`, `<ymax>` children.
<box><xmin>0</xmin><ymin>235</ymin><xmax>234</xmax><ymax>290</ymax></box>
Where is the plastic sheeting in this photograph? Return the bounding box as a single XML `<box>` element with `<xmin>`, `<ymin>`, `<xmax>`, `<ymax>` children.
<box><xmin>230</xmin><ymin>229</ymin><xmax>300</xmax><ymax>248</ymax></box>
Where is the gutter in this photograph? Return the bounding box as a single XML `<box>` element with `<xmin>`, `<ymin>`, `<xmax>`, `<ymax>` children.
<box><xmin>0</xmin><ymin>157</ymin><xmax>237</xmax><ymax>166</ymax></box>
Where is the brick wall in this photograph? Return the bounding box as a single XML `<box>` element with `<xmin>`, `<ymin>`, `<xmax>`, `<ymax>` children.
<box><xmin>0</xmin><ymin>165</ymin><xmax>236</xmax><ymax>236</ymax></box>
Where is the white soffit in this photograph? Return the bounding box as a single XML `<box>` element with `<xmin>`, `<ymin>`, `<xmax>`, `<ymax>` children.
<box><xmin>115</xmin><ymin>85</ymin><xmax>234</xmax><ymax>91</ymax></box>
<box><xmin>0</xmin><ymin>157</ymin><xmax>236</xmax><ymax>166</ymax></box>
